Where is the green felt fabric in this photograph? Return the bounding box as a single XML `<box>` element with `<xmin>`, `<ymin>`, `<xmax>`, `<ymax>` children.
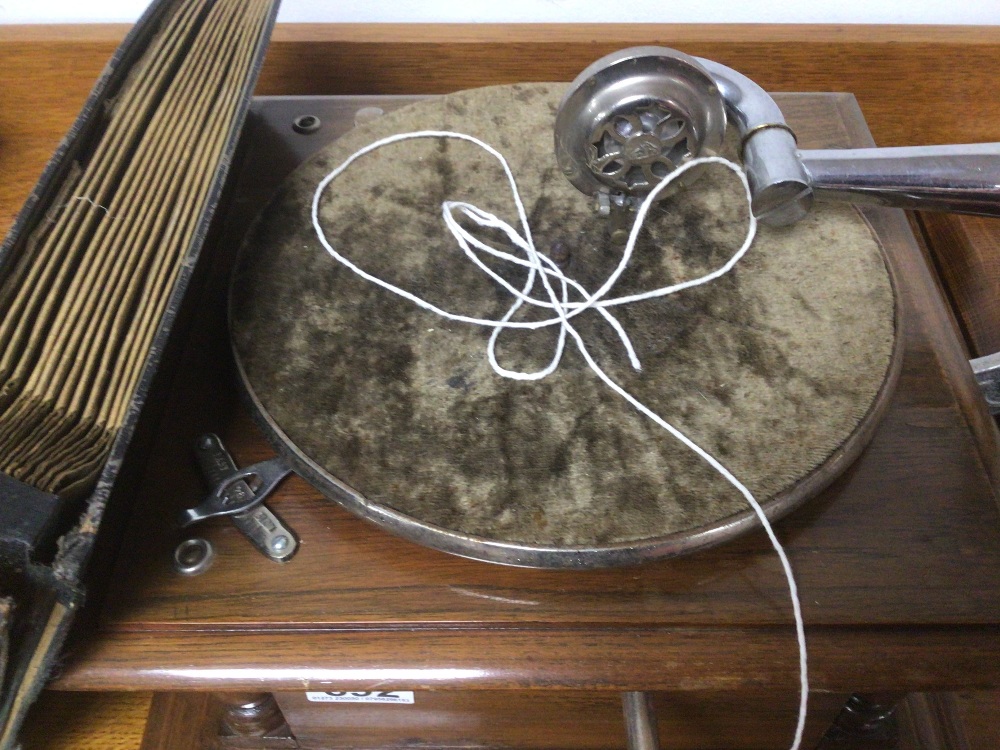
<box><xmin>231</xmin><ymin>83</ymin><xmax>896</xmax><ymax>547</ymax></box>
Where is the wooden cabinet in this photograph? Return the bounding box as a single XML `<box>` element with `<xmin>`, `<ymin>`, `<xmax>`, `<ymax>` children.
<box><xmin>3</xmin><ymin>24</ymin><xmax>1000</xmax><ymax>750</ymax></box>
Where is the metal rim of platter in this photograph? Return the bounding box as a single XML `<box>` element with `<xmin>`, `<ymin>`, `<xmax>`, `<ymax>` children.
<box><xmin>228</xmin><ymin>250</ymin><xmax>903</xmax><ymax>569</ymax></box>
<box><xmin>231</xmin><ymin>339</ymin><xmax>901</xmax><ymax>568</ymax></box>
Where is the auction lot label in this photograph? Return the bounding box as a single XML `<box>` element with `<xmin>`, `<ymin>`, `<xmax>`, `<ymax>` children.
<box><xmin>305</xmin><ymin>691</ymin><xmax>415</xmax><ymax>704</ymax></box>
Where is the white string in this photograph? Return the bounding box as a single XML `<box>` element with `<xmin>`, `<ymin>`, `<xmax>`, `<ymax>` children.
<box><xmin>311</xmin><ymin>130</ymin><xmax>808</xmax><ymax>750</ymax></box>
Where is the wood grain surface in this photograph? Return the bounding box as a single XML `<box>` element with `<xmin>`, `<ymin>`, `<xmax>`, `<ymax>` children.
<box><xmin>17</xmin><ymin>691</ymin><xmax>151</xmax><ymax>749</ymax></box>
<box><xmin>260</xmin><ymin>24</ymin><xmax>1000</xmax><ymax>148</ymax></box>
<box><xmin>138</xmin><ymin>692</ymin><xmax>221</xmax><ymax>750</ymax></box>
<box><xmin>275</xmin><ymin>689</ymin><xmax>847</xmax><ymax>750</ymax></box>
<box><xmin>52</xmin><ymin>627</ymin><xmax>1000</xmax><ymax>693</ymax></box>
<box><xmin>953</xmin><ymin>691</ymin><xmax>1000</xmax><ymax>750</ymax></box>
<box><xmin>41</xmin><ymin>90</ymin><xmax>1000</xmax><ymax>698</ymax></box>
<box><xmin>918</xmin><ymin>213</ymin><xmax>1000</xmax><ymax>359</ymax></box>
<box><xmin>5</xmin><ymin>24</ymin><xmax>1000</xmax><ymax>238</ymax></box>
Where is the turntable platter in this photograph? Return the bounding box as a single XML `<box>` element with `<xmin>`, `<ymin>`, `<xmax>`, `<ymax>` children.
<box><xmin>229</xmin><ymin>83</ymin><xmax>899</xmax><ymax>567</ymax></box>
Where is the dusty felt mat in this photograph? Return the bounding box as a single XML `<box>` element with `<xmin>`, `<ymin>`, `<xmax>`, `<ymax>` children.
<box><xmin>231</xmin><ymin>83</ymin><xmax>897</xmax><ymax>547</ymax></box>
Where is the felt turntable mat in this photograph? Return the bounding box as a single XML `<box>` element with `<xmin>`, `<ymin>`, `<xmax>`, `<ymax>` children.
<box><xmin>231</xmin><ymin>83</ymin><xmax>896</xmax><ymax>547</ymax></box>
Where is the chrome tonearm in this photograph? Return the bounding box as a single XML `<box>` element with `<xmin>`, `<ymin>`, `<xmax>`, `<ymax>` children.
<box><xmin>554</xmin><ymin>47</ymin><xmax>1000</xmax><ymax>226</ymax></box>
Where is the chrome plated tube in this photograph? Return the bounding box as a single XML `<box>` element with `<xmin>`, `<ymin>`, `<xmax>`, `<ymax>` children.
<box><xmin>801</xmin><ymin>143</ymin><xmax>1000</xmax><ymax>216</ymax></box>
<box><xmin>556</xmin><ymin>48</ymin><xmax>1000</xmax><ymax>226</ymax></box>
<box><xmin>697</xmin><ymin>58</ymin><xmax>813</xmax><ymax>226</ymax></box>
<box><xmin>697</xmin><ymin>58</ymin><xmax>1000</xmax><ymax>225</ymax></box>
<box><xmin>622</xmin><ymin>692</ymin><xmax>661</xmax><ymax>750</ymax></box>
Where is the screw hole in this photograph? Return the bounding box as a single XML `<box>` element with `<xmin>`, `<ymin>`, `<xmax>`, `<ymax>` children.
<box><xmin>292</xmin><ymin>114</ymin><xmax>321</xmax><ymax>134</ymax></box>
<box><xmin>173</xmin><ymin>538</ymin><xmax>214</xmax><ymax>576</ymax></box>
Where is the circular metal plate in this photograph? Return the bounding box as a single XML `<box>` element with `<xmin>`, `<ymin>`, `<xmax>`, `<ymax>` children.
<box><xmin>230</xmin><ymin>85</ymin><xmax>902</xmax><ymax>569</ymax></box>
<box><xmin>554</xmin><ymin>47</ymin><xmax>727</xmax><ymax>201</ymax></box>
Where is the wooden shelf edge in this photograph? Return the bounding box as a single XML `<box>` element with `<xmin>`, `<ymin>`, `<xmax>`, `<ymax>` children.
<box><xmin>50</xmin><ymin>626</ymin><xmax>1000</xmax><ymax>693</ymax></box>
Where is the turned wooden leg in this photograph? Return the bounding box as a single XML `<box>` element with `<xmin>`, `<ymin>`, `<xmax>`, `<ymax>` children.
<box><xmin>896</xmin><ymin>692</ymin><xmax>973</xmax><ymax>750</ymax></box>
<box><xmin>140</xmin><ymin>693</ymin><xmax>223</xmax><ymax>750</ymax></box>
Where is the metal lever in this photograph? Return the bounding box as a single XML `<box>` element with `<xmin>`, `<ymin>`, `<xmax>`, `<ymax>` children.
<box><xmin>180</xmin><ymin>434</ymin><xmax>298</xmax><ymax>562</ymax></box>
